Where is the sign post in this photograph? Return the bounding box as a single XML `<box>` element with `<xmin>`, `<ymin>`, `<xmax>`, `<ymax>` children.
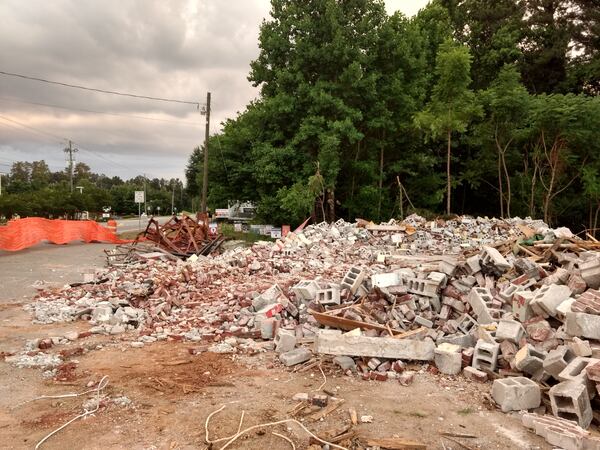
<box><xmin>134</xmin><ymin>191</ymin><xmax>145</xmax><ymax>231</ymax></box>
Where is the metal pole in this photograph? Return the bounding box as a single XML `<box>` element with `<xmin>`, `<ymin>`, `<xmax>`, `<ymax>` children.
<box><xmin>143</xmin><ymin>174</ymin><xmax>147</xmax><ymax>217</ymax></box>
<box><xmin>138</xmin><ymin>202</ymin><xmax>141</xmax><ymax>231</ymax></box>
<box><xmin>201</xmin><ymin>91</ymin><xmax>211</xmax><ymax>213</ymax></box>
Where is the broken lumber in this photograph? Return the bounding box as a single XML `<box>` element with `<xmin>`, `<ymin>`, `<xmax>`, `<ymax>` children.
<box><xmin>364</xmin><ymin>437</ymin><xmax>426</xmax><ymax>449</ymax></box>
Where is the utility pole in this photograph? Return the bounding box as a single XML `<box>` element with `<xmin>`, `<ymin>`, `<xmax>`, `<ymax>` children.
<box><xmin>171</xmin><ymin>182</ymin><xmax>175</xmax><ymax>215</ymax></box>
<box><xmin>0</xmin><ymin>172</ymin><xmax>4</xmax><ymax>196</ymax></box>
<box><xmin>64</xmin><ymin>140</ymin><xmax>78</xmax><ymax>193</ymax></box>
<box><xmin>201</xmin><ymin>91</ymin><xmax>211</xmax><ymax>213</ymax></box>
<box><xmin>143</xmin><ymin>173</ymin><xmax>147</xmax><ymax>216</ymax></box>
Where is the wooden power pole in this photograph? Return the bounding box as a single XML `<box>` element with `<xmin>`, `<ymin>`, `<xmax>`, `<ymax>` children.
<box><xmin>201</xmin><ymin>92</ymin><xmax>211</xmax><ymax>213</ymax></box>
<box><xmin>64</xmin><ymin>140</ymin><xmax>78</xmax><ymax>193</ymax></box>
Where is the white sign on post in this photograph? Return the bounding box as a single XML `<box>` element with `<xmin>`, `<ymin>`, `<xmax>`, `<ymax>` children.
<box><xmin>135</xmin><ymin>191</ymin><xmax>145</xmax><ymax>231</ymax></box>
<box><xmin>134</xmin><ymin>191</ymin><xmax>145</xmax><ymax>203</ymax></box>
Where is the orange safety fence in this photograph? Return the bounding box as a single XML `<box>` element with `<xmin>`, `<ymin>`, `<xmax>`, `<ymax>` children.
<box><xmin>0</xmin><ymin>217</ymin><xmax>128</xmax><ymax>252</ymax></box>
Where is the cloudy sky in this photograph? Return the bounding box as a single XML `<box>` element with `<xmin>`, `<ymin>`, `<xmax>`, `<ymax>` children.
<box><xmin>0</xmin><ymin>0</ymin><xmax>429</xmax><ymax>181</ymax></box>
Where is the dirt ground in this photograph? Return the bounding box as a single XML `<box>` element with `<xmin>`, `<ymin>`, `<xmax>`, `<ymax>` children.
<box><xmin>0</xmin><ymin>243</ymin><xmax>551</xmax><ymax>449</ymax></box>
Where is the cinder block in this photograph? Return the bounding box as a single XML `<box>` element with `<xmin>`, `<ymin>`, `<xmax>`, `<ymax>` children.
<box><xmin>472</xmin><ymin>339</ymin><xmax>499</xmax><ymax>372</ymax></box>
<box><xmin>530</xmin><ymin>285</ymin><xmax>572</xmax><ymax>318</ymax></box>
<box><xmin>340</xmin><ymin>267</ymin><xmax>365</xmax><ymax>294</ymax></box>
<box><xmin>495</xmin><ymin>319</ymin><xmax>525</xmax><ymax>344</ymax></box>
<box><xmin>291</xmin><ymin>280</ymin><xmax>319</xmax><ymax>301</ymax></box>
<box><xmin>480</xmin><ymin>245</ymin><xmax>511</xmax><ymax>275</ymax></box>
<box><xmin>315</xmin><ymin>287</ymin><xmax>341</xmax><ymax>306</ymax></box>
<box><xmin>434</xmin><ymin>343</ymin><xmax>462</xmax><ymax>375</ymax></box>
<box><xmin>558</xmin><ymin>356</ymin><xmax>600</xmax><ymax>398</ymax></box>
<box><xmin>515</xmin><ymin>344</ymin><xmax>546</xmax><ymax>379</ymax></box>
<box><xmin>371</xmin><ymin>272</ymin><xmax>401</xmax><ymax>288</ymax></box>
<box><xmin>468</xmin><ymin>287</ymin><xmax>502</xmax><ymax>324</ymax></box>
<box><xmin>569</xmin><ymin>337</ymin><xmax>592</xmax><ymax>357</ymax></box>
<box><xmin>549</xmin><ymin>380</ymin><xmax>593</xmax><ymax>429</ymax></box>
<box><xmin>465</xmin><ymin>255</ymin><xmax>481</xmax><ymax>274</ymax></box>
<box><xmin>491</xmin><ymin>377</ymin><xmax>541</xmax><ymax>412</ymax></box>
<box><xmin>456</xmin><ymin>314</ymin><xmax>478</xmax><ymax>334</ymax></box>
<box><xmin>521</xmin><ymin>412</ymin><xmax>599</xmax><ymax>450</ymax></box>
<box><xmin>405</xmin><ymin>277</ymin><xmax>440</xmax><ymax>298</ymax></box>
<box><xmin>544</xmin><ymin>346</ymin><xmax>576</xmax><ymax>379</ymax></box>
<box><xmin>498</xmin><ymin>283</ymin><xmax>522</xmax><ymax>303</ymax></box>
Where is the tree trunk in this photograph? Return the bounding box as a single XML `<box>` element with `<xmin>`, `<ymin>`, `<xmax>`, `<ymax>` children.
<box><xmin>378</xmin><ymin>146</ymin><xmax>384</xmax><ymax>221</ymax></box>
<box><xmin>446</xmin><ymin>130</ymin><xmax>452</xmax><ymax>215</ymax></box>
<box><xmin>497</xmin><ymin>151</ymin><xmax>504</xmax><ymax>218</ymax></box>
<box><xmin>502</xmin><ymin>149</ymin><xmax>512</xmax><ymax>217</ymax></box>
<box><xmin>327</xmin><ymin>188</ymin><xmax>335</xmax><ymax>223</ymax></box>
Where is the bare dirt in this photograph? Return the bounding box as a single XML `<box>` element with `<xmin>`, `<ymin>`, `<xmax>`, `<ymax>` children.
<box><xmin>0</xmin><ymin>243</ymin><xmax>550</xmax><ymax>449</ymax></box>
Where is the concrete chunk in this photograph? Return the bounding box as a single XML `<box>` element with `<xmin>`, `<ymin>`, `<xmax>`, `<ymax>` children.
<box><xmin>314</xmin><ymin>331</ymin><xmax>434</xmax><ymax>361</ymax></box>
<box><xmin>279</xmin><ymin>347</ymin><xmax>312</xmax><ymax>366</ymax></box>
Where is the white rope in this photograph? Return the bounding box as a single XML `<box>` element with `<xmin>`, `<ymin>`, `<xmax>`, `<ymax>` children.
<box><xmin>34</xmin><ymin>376</ymin><xmax>109</xmax><ymax>449</ymax></box>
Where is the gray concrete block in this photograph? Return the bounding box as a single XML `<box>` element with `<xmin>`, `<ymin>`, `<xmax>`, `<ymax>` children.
<box><xmin>314</xmin><ymin>331</ymin><xmax>435</xmax><ymax>361</ymax></box>
<box><xmin>558</xmin><ymin>356</ymin><xmax>600</xmax><ymax>398</ymax></box>
<box><xmin>340</xmin><ymin>266</ymin><xmax>365</xmax><ymax>294</ymax></box>
<box><xmin>544</xmin><ymin>346</ymin><xmax>576</xmax><ymax>380</ymax></box>
<box><xmin>279</xmin><ymin>347</ymin><xmax>312</xmax><ymax>366</ymax></box>
<box><xmin>530</xmin><ymin>285</ymin><xmax>572</xmax><ymax>318</ymax></box>
<box><xmin>566</xmin><ymin>312</ymin><xmax>600</xmax><ymax>340</ymax></box>
<box><xmin>549</xmin><ymin>380</ymin><xmax>593</xmax><ymax>429</ymax></box>
<box><xmin>495</xmin><ymin>319</ymin><xmax>525</xmax><ymax>343</ymax></box>
<box><xmin>291</xmin><ymin>280</ymin><xmax>319</xmax><ymax>301</ymax></box>
<box><xmin>274</xmin><ymin>329</ymin><xmax>296</xmax><ymax>353</ymax></box>
<box><xmin>434</xmin><ymin>343</ymin><xmax>462</xmax><ymax>375</ymax></box>
<box><xmin>472</xmin><ymin>339</ymin><xmax>499</xmax><ymax>372</ymax></box>
<box><xmin>333</xmin><ymin>355</ymin><xmax>356</xmax><ymax>371</ymax></box>
<box><xmin>515</xmin><ymin>344</ymin><xmax>546</xmax><ymax>379</ymax></box>
<box><xmin>468</xmin><ymin>287</ymin><xmax>501</xmax><ymax>324</ymax></box>
<box><xmin>580</xmin><ymin>257</ymin><xmax>600</xmax><ymax>289</ymax></box>
<box><xmin>491</xmin><ymin>377</ymin><xmax>541</xmax><ymax>412</ymax></box>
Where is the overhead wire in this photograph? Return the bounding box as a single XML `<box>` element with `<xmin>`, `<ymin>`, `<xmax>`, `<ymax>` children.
<box><xmin>0</xmin><ymin>70</ymin><xmax>202</xmax><ymax>107</ymax></box>
<box><xmin>0</xmin><ymin>114</ymin><xmax>67</xmax><ymax>142</ymax></box>
<box><xmin>0</xmin><ymin>96</ymin><xmax>201</xmax><ymax>126</ymax></box>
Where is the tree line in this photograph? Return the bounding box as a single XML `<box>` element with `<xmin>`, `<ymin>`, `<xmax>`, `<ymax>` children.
<box><xmin>0</xmin><ymin>160</ymin><xmax>185</xmax><ymax>219</ymax></box>
<box><xmin>186</xmin><ymin>0</ymin><xmax>600</xmax><ymax>233</ymax></box>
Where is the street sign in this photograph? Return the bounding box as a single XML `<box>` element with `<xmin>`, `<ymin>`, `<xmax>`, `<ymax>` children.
<box><xmin>134</xmin><ymin>191</ymin><xmax>145</xmax><ymax>203</ymax></box>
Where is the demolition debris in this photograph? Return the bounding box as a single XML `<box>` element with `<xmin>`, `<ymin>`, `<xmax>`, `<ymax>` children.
<box><xmin>19</xmin><ymin>214</ymin><xmax>600</xmax><ymax>447</ymax></box>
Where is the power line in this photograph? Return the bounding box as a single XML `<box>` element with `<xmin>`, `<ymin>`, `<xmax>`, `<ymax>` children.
<box><xmin>0</xmin><ymin>96</ymin><xmax>200</xmax><ymax>126</ymax></box>
<box><xmin>0</xmin><ymin>114</ymin><xmax>67</xmax><ymax>142</ymax></box>
<box><xmin>0</xmin><ymin>70</ymin><xmax>202</xmax><ymax>107</ymax></box>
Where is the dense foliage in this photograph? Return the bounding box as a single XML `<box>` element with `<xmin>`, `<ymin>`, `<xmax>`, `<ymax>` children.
<box><xmin>0</xmin><ymin>161</ymin><xmax>185</xmax><ymax>219</ymax></box>
<box><xmin>187</xmin><ymin>0</ymin><xmax>600</xmax><ymax>232</ymax></box>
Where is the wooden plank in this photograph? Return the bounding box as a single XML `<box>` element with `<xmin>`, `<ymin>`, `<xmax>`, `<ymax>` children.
<box><xmin>364</xmin><ymin>437</ymin><xmax>426</xmax><ymax>449</ymax></box>
<box><xmin>308</xmin><ymin>399</ymin><xmax>345</xmax><ymax>422</ymax></box>
<box><xmin>310</xmin><ymin>310</ymin><xmax>404</xmax><ymax>334</ymax></box>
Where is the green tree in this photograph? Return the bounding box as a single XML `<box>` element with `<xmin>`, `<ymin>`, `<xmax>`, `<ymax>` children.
<box><xmin>415</xmin><ymin>39</ymin><xmax>480</xmax><ymax>214</ymax></box>
<box><xmin>484</xmin><ymin>64</ymin><xmax>530</xmax><ymax>216</ymax></box>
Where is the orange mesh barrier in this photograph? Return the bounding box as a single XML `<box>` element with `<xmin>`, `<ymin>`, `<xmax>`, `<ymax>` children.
<box><xmin>0</xmin><ymin>217</ymin><xmax>127</xmax><ymax>252</ymax></box>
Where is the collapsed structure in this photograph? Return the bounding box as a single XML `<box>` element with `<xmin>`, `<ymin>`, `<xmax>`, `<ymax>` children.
<box><xmin>14</xmin><ymin>214</ymin><xmax>600</xmax><ymax>449</ymax></box>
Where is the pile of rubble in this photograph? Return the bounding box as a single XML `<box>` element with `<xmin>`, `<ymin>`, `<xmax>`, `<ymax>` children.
<box><xmin>20</xmin><ymin>215</ymin><xmax>600</xmax><ymax>448</ymax></box>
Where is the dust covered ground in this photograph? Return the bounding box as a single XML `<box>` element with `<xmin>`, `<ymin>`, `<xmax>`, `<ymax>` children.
<box><xmin>0</xmin><ymin>243</ymin><xmax>550</xmax><ymax>449</ymax></box>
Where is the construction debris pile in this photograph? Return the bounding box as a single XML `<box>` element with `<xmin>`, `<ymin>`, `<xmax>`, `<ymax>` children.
<box><xmin>20</xmin><ymin>215</ymin><xmax>600</xmax><ymax>447</ymax></box>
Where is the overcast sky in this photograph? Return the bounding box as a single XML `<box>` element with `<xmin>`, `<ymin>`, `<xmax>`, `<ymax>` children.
<box><xmin>0</xmin><ymin>0</ymin><xmax>430</xmax><ymax>181</ymax></box>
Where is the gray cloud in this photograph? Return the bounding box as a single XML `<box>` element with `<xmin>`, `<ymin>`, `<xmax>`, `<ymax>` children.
<box><xmin>0</xmin><ymin>0</ymin><xmax>429</xmax><ymax>181</ymax></box>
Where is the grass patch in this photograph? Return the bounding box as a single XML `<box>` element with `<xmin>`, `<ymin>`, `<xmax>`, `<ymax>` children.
<box><xmin>457</xmin><ymin>407</ymin><xmax>474</xmax><ymax>415</ymax></box>
<box><xmin>220</xmin><ymin>223</ymin><xmax>274</xmax><ymax>243</ymax></box>
<box><xmin>407</xmin><ymin>411</ymin><xmax>428</xmax><ymax>418</ymax></box>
